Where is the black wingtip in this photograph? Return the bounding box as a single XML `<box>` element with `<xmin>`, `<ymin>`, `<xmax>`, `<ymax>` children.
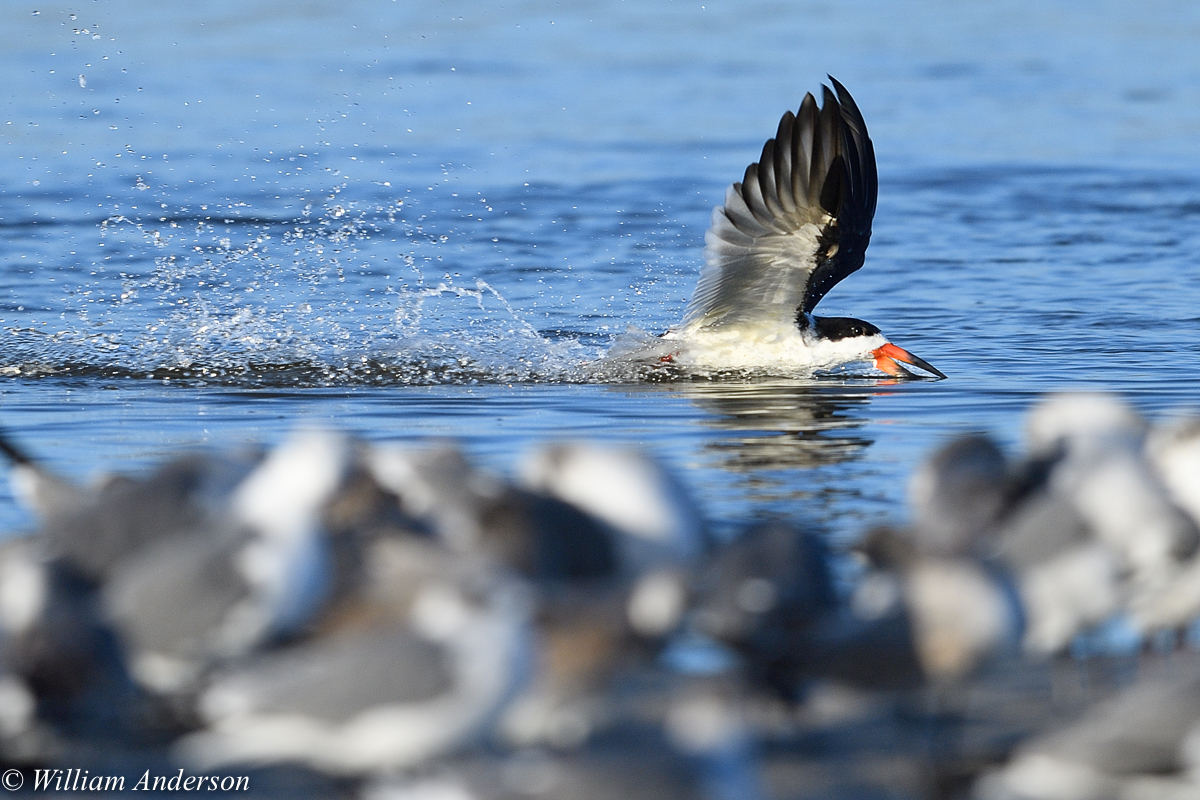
<box><xmin>796</xmin><ymin>77</ymin><xmax>879</xmax><ymax>314</ymax></box>
<box><xmin>826</xmin><ymin>77</ymin><xmax>871</xmax><ymax>144</ymax></box>
<box><xmin>825</xmin><ymin>75</ymin><xmax>853</xmax><ymax>100</ymax></box>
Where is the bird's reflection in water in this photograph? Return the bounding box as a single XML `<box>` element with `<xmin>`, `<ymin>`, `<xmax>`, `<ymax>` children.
<box><xmin>618</xmin><ymin>378</ymin><xmax>892</xmax><ymax>522</ymax></box>
<box><xmin>679</xmin><ymin>379</ymin><xmax>876</xmax><ymax>470</ymax></box>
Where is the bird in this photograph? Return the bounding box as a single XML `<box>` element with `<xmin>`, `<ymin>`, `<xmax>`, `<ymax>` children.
<box><xmin>516</xmin><ymin>441</ymin><xmax>709</xmax><ymax>572</ymax></box>
<box><xmin>1119</xmin><ymin>412</ymin><xmax>1200</xmax><ymax>632</ymax></box>
<box><xmin>906</xmin><ymin>433</ymin><xmax>1011</xmax><ymax>559</ymax></box>
<box><xmin>1146</xmin><ymin>412</ymin><xmax>1200</xmax><ymax>531</ymax></box>
<box><xmin>174</xmin><ymin>534</ymin><xmax>535</xmax><ymax>775</ymax></box>
<box><xmin>689</xmin><ymin>522</ymin><xmax>838</xmax><ymax>697</ymax></box>
<box><xmin>1010</xmin><ymin>394</ymin><xmax>1200</xmax><ymax>646</ymax></box>
<box><xmin>1</xmin><ymin>430</ymin><xmax>260</xmax><ymax>586</ymax></box>
<box><xmin>100</xmin><ymin>429</ymin><xmax>352</xmax><ymax>697</ymax></box>
<box><xmin>0</xmin><ymin>526</ymin><xmax>168</xmax><ymax>766</ymax></box>
<box><xmin>630</xmin><ymin>77</ymin><xmax>944</xmax><ymax>379</ymax></box>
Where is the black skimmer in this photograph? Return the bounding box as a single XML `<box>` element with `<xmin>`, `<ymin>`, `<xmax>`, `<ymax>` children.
<box><xmin>653</xmin><ymin>78</ymin><xmax>945</xmax><ymax>379</ymax></box>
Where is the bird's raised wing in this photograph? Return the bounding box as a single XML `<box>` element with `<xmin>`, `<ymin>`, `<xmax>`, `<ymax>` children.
<box><xmin>681</xmin><ymin>78</ymin><xmax>877</xmax><ymax>331</ymax></box>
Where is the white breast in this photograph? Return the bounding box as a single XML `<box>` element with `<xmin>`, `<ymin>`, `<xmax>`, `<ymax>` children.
<box><xmin>663</xmin><ymin>323</ymin><xmax>887</xmax><ymax>372</ymax></box>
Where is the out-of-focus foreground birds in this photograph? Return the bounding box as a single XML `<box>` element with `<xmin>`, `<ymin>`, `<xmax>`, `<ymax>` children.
<box><xmin>3</xmin><ymin>391</ymin><xmax>1200</xmax><ymax>799</ymax></box>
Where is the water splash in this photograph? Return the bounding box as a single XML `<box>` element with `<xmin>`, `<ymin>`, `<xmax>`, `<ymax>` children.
<box><xmin>2</xmin><ymin>186</ymin><xmax>617</xmax><ymax>386</ymax></box>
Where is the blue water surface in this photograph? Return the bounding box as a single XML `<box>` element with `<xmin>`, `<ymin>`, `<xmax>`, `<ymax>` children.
<box><xmin>2</xmin><ymin>0</ymin><xmax>1200</xmax><ymax>541</ymax></box>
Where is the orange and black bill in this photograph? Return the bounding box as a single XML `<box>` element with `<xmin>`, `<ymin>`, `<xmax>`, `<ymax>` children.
<box><xmin>872</xmin><ymin>342</ymin><xmax>947</xmax><ymax>380</ymax></box>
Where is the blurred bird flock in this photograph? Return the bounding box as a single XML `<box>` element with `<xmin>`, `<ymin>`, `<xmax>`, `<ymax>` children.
<box><xmin>7</xmin><ymin>395</ymin><xmax>1200</xmax><ymax>799</ymax></box>
<box><xmin>6</xmin><ymin>2</ymin><xmax>1200</xmax><ymax>799</ymax></box>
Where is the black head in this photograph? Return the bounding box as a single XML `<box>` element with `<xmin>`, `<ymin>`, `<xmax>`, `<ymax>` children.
<box><xmin>807</xmin><ymin>316</ymin><xmax>882</xmax><ymax>342</ymax></box>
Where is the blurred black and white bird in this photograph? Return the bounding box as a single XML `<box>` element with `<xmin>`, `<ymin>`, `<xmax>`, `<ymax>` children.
<box><xmin>2</xmin><ymin>433</ymin><xmax>258</xmax><ymax>585</ymax></box>
<box><xmin>517</xmin><ymin>440</ymin><xmax>709</xmax><ymax>572</ymax></box>
<box><xmin>1</xmin><ymin>428</ymin><xmax>362</xmax><ymax>703</ymax></box>
<box><xmin>689</xmin><ymin>522</ymin><xmax>837</xmax><ymax>696</ymax></box>
<box><xmin>100</xmin><ymin>430</ymin><xmax>352</xmax><ymax>697</ymax></box>
<box><xmin>176</xmin><ymin>535</ymin><xmax>534</xmax><ymax>774</ymax></box>
<box><xmin>1000</xmin><ymin>394</ymin><xmax>1199</xmax><ymax>651</ymax></box>
<box><xmin>907</xmin><ymin>433</ymin><xmax>1010</xmax><ymax>559</ymax></box>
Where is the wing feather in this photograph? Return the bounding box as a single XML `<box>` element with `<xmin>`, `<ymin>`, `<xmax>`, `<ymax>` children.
<box><xmin>770</xmin><ymin>113</ymin><xmax>797</xmax><ymax>216</ymax></box>
<box><xmin>681</xmin><ymin>79</ymin><xmax>878</xmax><ymax>330</ymax></box>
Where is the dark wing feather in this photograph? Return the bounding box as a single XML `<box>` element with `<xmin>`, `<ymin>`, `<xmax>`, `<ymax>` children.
<box><xmin>681</xmin><ymin>78</ymin><xmax>878</xmax><ymax>329</ymax></box>
<box><xmin>802</xmin><ymin>77</ymin><xmax>877</xmax><ymax>313</ymax></box>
